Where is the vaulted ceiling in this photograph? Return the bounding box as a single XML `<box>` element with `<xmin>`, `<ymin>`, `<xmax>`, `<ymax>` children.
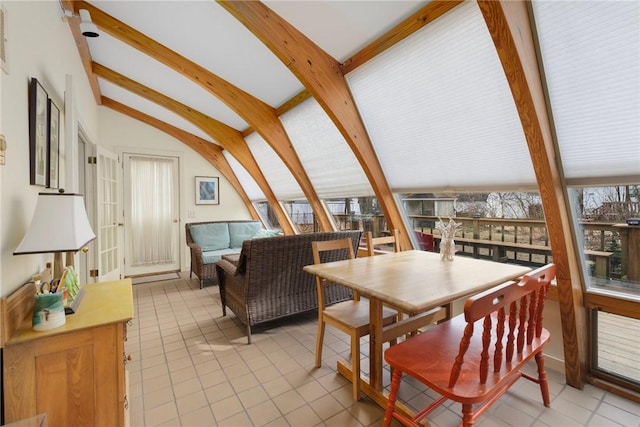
<box><xmin>58</xmin><ymin>0</ymin><xmax>640</xmax><ymax>389</ymax></box>
<box><xmin>60</xmin><ymin>0</ymin><xmax>464</xmax><ymax>236</ymax></box>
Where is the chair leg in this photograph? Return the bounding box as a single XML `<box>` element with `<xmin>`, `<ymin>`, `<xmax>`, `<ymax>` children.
<box><xmin>351</xmin><ymin>333</ymin><xmax>361</xmax><ymax>401</ymax></box>
<box><xmin>315</xmin><ymin>320</ymin><xmax>326</xmax><ymax>368</ymax></box>
<box><xmin>383</xmin><ymin>369</ymin><xmax>402</xmax><ymax>427</ymax></box>
<box><xmin>535</xmin><ymin>352</ymin><xmax>551</xmax><ymax>406</ymax></box>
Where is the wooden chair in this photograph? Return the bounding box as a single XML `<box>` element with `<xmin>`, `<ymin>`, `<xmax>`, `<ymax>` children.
<box><xmin>414</xmin><ymin>230</ymin><xmax>434</xmax><ymax>252</ymax></box>
<box><xmin>383</xmin><ymin>263</ymin><xmax>556</xmax><ymax>427</ymax></box>
<box><xmin>365</xmin><ymin>229</ymin><xmax>401</xmax><ymax>256</ymax></box>
<box><xmin>311</xmin><ymin>238</ymin><xmax>398</xmax><ymax>401</ymax></box>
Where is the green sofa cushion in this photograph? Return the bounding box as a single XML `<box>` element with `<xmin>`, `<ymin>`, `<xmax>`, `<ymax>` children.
<box><xmin>202</xmin><ymin>248</ymin><xmax>240</xmax><ymax>264</ymax></box>
<box><xmin>229</xmin><ymin>221</ymin><xmax>262</xmax><ymax>248</ymax></box>
<box><xmin>190</xmin><ymin>223</ymin><xmax>230</xmax><ymax>251</ymax></box>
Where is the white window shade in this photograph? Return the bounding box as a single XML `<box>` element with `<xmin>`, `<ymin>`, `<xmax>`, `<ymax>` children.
<box><xmin>223</xmin><ymin>151</ymin><xmax>265</xmax><ymax>201</ymax></box>
<box><xmin>533</xmin><ymin>1</ymin><xmax>640</xmax><ymax>185</ymax></box>
<box><xmin>346</xmin><ymin>1</ymin><xmax>536</xmax><ymax>193</ymax></box>
<box><xmin>245</xmin><ymin>132</ymin><xmax>304</xmax><ymax>200</ymax></box>
<box><xmin>280</xmin><ymin>98</ymin><xmax>374</xmax><ymax>198</ymax></box>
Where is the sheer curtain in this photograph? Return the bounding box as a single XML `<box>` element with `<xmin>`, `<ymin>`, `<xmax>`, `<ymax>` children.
<box><xmin>129</xmin><ymin>155</ymin><xmax>176</xmax><ymax>267</ymax></box>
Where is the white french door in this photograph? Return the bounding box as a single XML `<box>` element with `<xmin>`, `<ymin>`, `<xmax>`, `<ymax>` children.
<box><xmin>122</xmin><ymin>153</ymin><xmax>180</xmax><ymax>277</ymax></box>
<box><xmin>96</xmin><ymin>146</ymin><xmax>121</xmax><ymax>282</ymax></box>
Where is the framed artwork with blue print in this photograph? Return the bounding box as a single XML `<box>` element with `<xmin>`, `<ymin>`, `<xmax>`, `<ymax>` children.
<box><xmin>195</xmin><ymin>176</ymin><xmax>219</xmax><ymax>205</ymax></box>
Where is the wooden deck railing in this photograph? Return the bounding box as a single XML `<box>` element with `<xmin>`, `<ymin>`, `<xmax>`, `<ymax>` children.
<box><xmin>332</xmin><ymin>214</ymin><xmax>636</xmax><ymax>283</ymax></box>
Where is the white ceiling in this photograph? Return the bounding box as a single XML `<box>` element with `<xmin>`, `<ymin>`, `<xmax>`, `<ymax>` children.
<box><xmin>75</xmin><ymin>1</ymin><xmax>639</xmax><ymax>196</ymax></box>
<box><xmin>84</xmin><ymin>0</ymin><xmax>429</xmax><ymax>142</ymax></box>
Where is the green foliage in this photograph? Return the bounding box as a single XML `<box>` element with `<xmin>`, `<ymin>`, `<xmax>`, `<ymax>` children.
<box><xmin>605</xmin><ymin>237</ymin><xmax>622</xmax><ymax>269</ymax></box>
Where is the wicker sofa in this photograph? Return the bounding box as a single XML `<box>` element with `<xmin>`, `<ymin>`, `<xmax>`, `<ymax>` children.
<box><xmin>215</xmin><ymin>231</ymin><xmax>362</xmax><ymax>343</ymax></box>
<box><xmin>186</xmin><ymin>220</ymin><xmax>264</xmax><ymax>288</ymax></box>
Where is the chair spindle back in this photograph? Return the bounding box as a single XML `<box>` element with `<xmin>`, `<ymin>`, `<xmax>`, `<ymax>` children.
<box><xmin>449</xmin><ymin>264</ymin><xmax>556</xmax><ymax>387</ymax></box>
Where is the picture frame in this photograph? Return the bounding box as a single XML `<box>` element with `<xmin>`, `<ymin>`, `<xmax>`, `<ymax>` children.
<box><xmin>47</xmin><ymin>98</ymin><xmax>60</xmax><ymax>189</ymax></box>
<box><xmin>29</xmin><ymin>78</ymin><xmax>48</xmax><ymax>186</ymax></box>
<box><xmin>195</xmin><ymin>176</ymin><xmax>219</xmax><ymax>205</ymax></box>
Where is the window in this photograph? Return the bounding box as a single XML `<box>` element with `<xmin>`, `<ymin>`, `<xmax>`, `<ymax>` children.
<box><xmin>399</xmin><ymin>191</ymin><xmax>550</xmax><ymax>266</ymax></box>
<box><xmin>254</xmin><ymin>201</ymin><xmax>281</xmax><ymax>231</ymax></box>
<box><xmin>568</xmin><ymin>185</ymin><xmax>640</xmax><ymax>296</ymax></box>
<box><xmin>325</xmin><ymin>197</ymin><xmax>386</xmax><ymax>237</ymax></box>
<box><xmin>282</xmin><ymin>200</ymin><xmax>314</xmax><ymax>233</ymax></box>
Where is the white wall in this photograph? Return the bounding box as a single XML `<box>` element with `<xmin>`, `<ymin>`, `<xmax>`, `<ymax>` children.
<box><xmin>98</xmin><ymin>107</ymin><xmax>252</xmax><ymax>272</ymax></box>
<box><xmin>0</xmin><ymin>1</ymin><xmax>99</xmax><ymax>296</ymax></box>
<box><xmin>0</xmin><ymin>1</ymin><xmax>252</xmax><ymax>291</ymax></box>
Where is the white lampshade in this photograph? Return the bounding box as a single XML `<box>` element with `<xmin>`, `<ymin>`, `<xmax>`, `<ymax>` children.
<box><xmin>14</xmin><ymin>192</ymin><xmax>96</xmax><ymax>255</ymax></box>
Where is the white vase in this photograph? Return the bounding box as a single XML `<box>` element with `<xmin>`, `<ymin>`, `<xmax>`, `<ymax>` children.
<box><xmin>440</xmin><ymin>238</ymin><xmax>456</xmax><ymax>261</ymax></box>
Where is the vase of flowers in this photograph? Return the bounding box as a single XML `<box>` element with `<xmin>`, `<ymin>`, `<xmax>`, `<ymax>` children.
<box><xmin>437</xmin><ymin>217</ymin><xmax>462</xmax><ymax>261</ymax></box>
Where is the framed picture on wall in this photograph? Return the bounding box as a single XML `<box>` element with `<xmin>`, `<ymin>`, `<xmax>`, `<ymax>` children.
<box><xmin>29</xmin><ymin>78</ymin><xmax>48</xmax><ymax>186</ymax></box>
<box><xmin>47</xmin><ymin>99</ymin><xmax>60</xmax><ymax>189</ymax></box>
<box><xmin>195</xmin><ymin>176</ymin><xmax>219</xmax><ymax>205</ymax></box>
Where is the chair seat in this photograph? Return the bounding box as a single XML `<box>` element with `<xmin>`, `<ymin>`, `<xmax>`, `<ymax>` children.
<box><xmin>325</xmin><ymin>299</ymin><xmax>397</xmax><ymax>331</ymax></box>
<box><xmin>384</xmin><ymin>312</ymin><xmax>550</xmax><ymax>403</ymax></box>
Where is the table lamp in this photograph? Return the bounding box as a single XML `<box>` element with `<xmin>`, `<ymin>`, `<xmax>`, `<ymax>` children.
<box><xmin>14</xmin><ymin>191</ymin><xmax>96</xmax><ymax>280</ymax></box>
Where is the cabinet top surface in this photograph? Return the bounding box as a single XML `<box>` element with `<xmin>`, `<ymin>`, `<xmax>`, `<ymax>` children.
<box><xmin>6</xmin><ymin>278</ymin><xmax>134</xmax><ymax>345</ymax></box>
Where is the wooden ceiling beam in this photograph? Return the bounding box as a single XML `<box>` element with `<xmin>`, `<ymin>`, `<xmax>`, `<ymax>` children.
<box><xmin>218</xmin><ymin>0</ymin><xmax>413</xmax><ymax>249</ymax></box>
<box><xmin>60</xmin><ymin>0</ymin><xmax>101</xmax><ymax>104</ymax></box>
<box><xmin>73</xmin><ymin>1</ymin><xmax>333</xmax><ymax>232</ymax></box>
<box><xmin>93</xmin><ymin>63</ymin><xmax>293</xmax><ymax>234</ymax></box>
<box><xmin>258</xmin><ymin>0</ymin><xmax>463</xmax><ymax>136</ymax></box>
<box><xmin>478</xmin><ymin>0</ymin><xmax>587</xmax><ymax>388</ymax></box>
<box><xmin>342</xmin><ymin>0</ymin><xmax>463</xmax><ymax>74</ymax></box>
<box><xmin>101</xmin><ymin>97</ymin><xmax>260</xmax><ymax>221</ymax></box>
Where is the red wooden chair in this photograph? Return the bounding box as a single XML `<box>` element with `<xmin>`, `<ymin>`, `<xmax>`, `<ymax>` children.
<box><xmin>414</xmin><ymin>230</ymin><xmax>434</xmax><ymax>252</ymax></box>
<box><xmin>383</xmin><ymin>263</ymin><xmax>556</xmax><ymax>427</ymax></box>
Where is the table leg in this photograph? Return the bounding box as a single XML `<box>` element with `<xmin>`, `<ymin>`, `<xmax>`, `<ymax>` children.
<box><xmin>369</xmin><ymin>297</ymin><xmax>384</xmax><ymax>391</ymax></box>
<box><xmin>336</xmin><ymin>361</ymin><xmax>417</xmax><ymax>420</ymax></box>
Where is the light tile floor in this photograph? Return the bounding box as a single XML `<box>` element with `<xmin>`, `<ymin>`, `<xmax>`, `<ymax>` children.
<box><xmin>126</xmin><ymin>274</ymin><xmax>640</xmax><ymax>427</ymax></box>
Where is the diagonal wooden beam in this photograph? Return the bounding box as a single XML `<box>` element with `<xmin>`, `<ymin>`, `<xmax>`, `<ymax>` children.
<box><xmin>342</xmin><ymin>0</ymin><xmax>463</xmax><ymax>74</ymax></box>
<box><xmin>72</xmin><ymin>1</ymin><xmax>333</xmax><ymax>232</ymax></box>
<box><xmin>101</xmin><ymin>97</ymin><xmax>260</xmax><ymax>220</ymax></box>
<box><xmin>218</xmin><ymin>0</ymin><xmax>412</xmax><ymax>249</ymax></box>
<box><xmin>93</xmin><ymin>63</ymin><xmax>294</xmax><ymax>234</ymax></box>
<box><xmin>243</xmin><ymin>0</ymin><xmax>463</xmax><ymax>133</ymax></box>
<box><xmin>478</xmin><ymin>0</ymin><xmax>587</xmax><ymax>388</ymax></box>
<box><xmin>60</xmin><ymin>0</ymin><xmax>101</xmax><ymax>104</ymax></box>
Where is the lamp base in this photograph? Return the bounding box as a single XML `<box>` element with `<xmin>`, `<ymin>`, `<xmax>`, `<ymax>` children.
<box><xmin>53</xmin><ymin>252</ymin><xmax>64</xmax><ymax>280</ymax></box>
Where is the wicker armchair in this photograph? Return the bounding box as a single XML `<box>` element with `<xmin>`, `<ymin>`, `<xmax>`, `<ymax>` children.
<box><xmin>216</xmin><ymin>231</ymin><xmax>362</xmax><ymax>343</ymax></box>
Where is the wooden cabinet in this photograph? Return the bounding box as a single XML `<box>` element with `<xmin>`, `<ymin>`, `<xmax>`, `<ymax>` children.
<box><xmin>2</xmin><ymin>279</ymin><xmax>133</xmax><ymax>426</ymax></box>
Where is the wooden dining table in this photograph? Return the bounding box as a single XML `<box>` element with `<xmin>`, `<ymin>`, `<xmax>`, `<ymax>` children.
<box><xmin>303</xmin><ymin>250</ymin><xmax>531</xmax><ymax>409</ymax></box>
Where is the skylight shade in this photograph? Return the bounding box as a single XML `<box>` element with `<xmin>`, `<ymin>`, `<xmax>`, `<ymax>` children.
<box><xmin>245</xmin><ymin>132</ymin><xmax>304</xmax><ymax>200</ymax></box>
<box><xmin>346</xmin><ymin>1</ymin><xmax>536</xmax><ymax>192</ymax></box>
<box><xmin>533</xmin><ymin>1</ymin><xmax>640</xmax><ymax>184</ymax></box>
<box><xmin>280</xmin><ymin>98</ymin><xmax>374</xmax><ymax>198</ymax></box>
<box><xmin>223</xmin><ymin>151</ymin><xmax>264</xmax><ymax>201</ymax></box>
